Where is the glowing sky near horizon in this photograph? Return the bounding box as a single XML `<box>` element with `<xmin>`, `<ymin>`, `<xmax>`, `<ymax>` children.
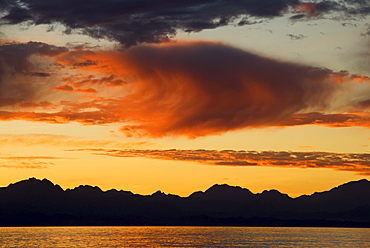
<box><xmin>0</xmin><ymin>0</ymin><xmax>370</xmax><ymax>197</ymax></box>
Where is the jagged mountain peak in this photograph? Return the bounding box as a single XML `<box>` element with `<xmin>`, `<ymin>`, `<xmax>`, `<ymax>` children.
<box><xmin>206</xmin><ymin>184</ymin><xmax>251</xmax><ymax>192</ymax></box>
<box><xmin>6</xmin><ymin>177</ymin><xmax>63</xmax><ymax>192</ymax></box>
<box><xmin>67</xmin><ymin>185</ymin><xmax>103</xmax><ymax>195</ymax></box>
<box><xmin>10</xmin><ymin>177</ymin><xmax>50</xmax><ymax>185</ymax></box>
<box><xmin>105</xmin><ymin>188</ymin><xmax>134</xmax><ymax>196</ymax></box>
<box><xmin>260</xmin><ymin>189</ymin><xmax>288</xmax><ymax>196</ymax></box>
<box><xmin>257</xmin><ymin>189</ymin><xmax>292</xmax><ymax>202</ymax></box>
<box><xmin>189</xmin><ymin>183</ymin><xmax>253</xmax><ymax>200</ymax></box>
<box><xmin>152</xmin><ymin>190</ymin><xmax>165</xmax><ymax>196</ymax></box>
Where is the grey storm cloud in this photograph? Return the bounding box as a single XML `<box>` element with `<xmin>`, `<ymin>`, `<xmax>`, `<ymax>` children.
<box><xmin>0</xmin><ymin>0</ymin><xmax>368</xmax><ymax>47</ymax></box>
<box><xmin>0</xmin><ymin>41</ymin><xmax>67</xmax><ymax>107</ymax></box>
<box><xmin>0</xmin><ymin>41</ymin><xmax>67</xmax><ymax>74</ymax></box>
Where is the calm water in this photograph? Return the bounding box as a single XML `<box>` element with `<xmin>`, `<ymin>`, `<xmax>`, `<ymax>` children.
<box><xmin>0</xmin><ymin>226</ymin><xmax>369</xmax><ymax>247</ymax></box>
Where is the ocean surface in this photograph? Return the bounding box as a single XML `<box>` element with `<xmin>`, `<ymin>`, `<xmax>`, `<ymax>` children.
<box><xmin>0</xmin><ymin>226</ymin><xmax>369</xmax><ymax>247</ymax></box>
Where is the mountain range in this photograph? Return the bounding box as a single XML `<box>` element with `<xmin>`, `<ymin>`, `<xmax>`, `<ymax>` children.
<box><xmin>0</xmin><ymin>178</ymin><xmax>369</xmax><ymax>227</ymax></box>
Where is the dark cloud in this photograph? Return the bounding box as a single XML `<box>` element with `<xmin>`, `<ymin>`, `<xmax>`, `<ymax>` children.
<box><xmin>79</xmin><ymin>148</ymin><xmax>370</xmax><ymax>175</ymax></box>
<box><xmin>107</xmin><ymin>41</ymin><xmax>339</xmax><ymax>137</ymax></box>
<box><xmin>73</xmin><ymin>60</ymin><xmax>97</xmax><ymax>67</ymax></box>
<box><xmin>344</xmin><ymin>0</ymin><xmax>370</xmax><ymax>15</ymax></box>
<box><xmin>0</xmin><ymin>41</ymin><xmax>67</xmax><ymax>107</ymax></box>
<box><xmin>28</xmin><ymin>72</ymin><xmax>51</xmax><ymax>77</ymax></box>
<box><xmin>62</xmin><ymin>75</ymin><xmax>128</xmax><ymax>88</ymax></box>
<box><xmin>341</xmin><ymin>22</ymin><xmax>358</xmax><ymax>28</ymax></box>
<box><xmin>0</xmin><ymin>42</ymin><xmax>67</xmax><ymax>106</ymax></box>
<box><xmin>0</xmin><ymin>41</ymin><xmax>369</xmax><ymax>138</ymax></box>
<box><xmin>0</xmin><ymin>41</ymin><xmax>67</xmax><ymax>73</ymax></box>
<box><xmin>361</xmin><ymin>25</ymin><xmax>370</xmax><ymax>36</ymax></box>
<box><xmin>291</xmin><ymin>1</ymin><xmax>340</xmax><ymax>18</ymax></box>
<box><xmin>0</xmin><ymin>0</ymin><xmax>298</xmax><ymax>47</ymax></box>
<box><xmin>291</xmin><ymin>1</ymin><xmax>370</xmax><ymax>19</ymax></box>
<box><xmin>287</xmin><ymin>34</ymin><xmax>307</xmax><ymax>40</ymax></box>
<box><xmin>1</xmin><ymin>0</ymin><xmax>368</xmax><ymax>47</ymax></box>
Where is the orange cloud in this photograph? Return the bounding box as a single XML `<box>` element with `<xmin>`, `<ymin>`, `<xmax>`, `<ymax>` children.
<box><xmin>2</xmin><ymin>41</ymin><xmax>370</xmax><ymax>138</ymax></box>
<box><xmin>62</xmin><ymin>75</ymin><xmax>128</xmax><ymax>88</ymax></box>
<box><xmin>0</xmin><ymin>134</ymin><xmax>156</xmax><ymax>149</ymax></box>
<box><xmin>280</xmin><ymin>112</ymin><xmax>370</xmax><ymax>128</ymax></box>
<box><xmin>82</xmin><ymin>148</ymin><xmax>370</xmax><ymax>175</ymax></box>
<box><xmin>0</xmin><ymin>110</ymin><xmax>118</xmax><ymax>124</ymax></box>
<box><xmin>297</xmin><ymin>145</ymin><xmax>324</xmax><ymax>149</ymax></box>
<box><xmin>15</xmin><ymin>101</ymin><xmax>55</xmax><ymax>108</ymax></box>
<box><xmin>73</xmin><ymin>41</ymin><xmax>368</xmax><ymax>137</ymax></box>
<box><xmin>0</xmin><ymin>156</ymin><xmax>63</xmax><ymax>169</ymax></box>
<box><xmin>53</xmin><ymin>83</ymin><xmax>97</xmax><ymax>94</ymax></box>
<box><xmin>53</xmin><ymin>85</ymin><xmax>74</xmax><ymax>92</ymax></box>
<box><xmin>332</xmin><ymin>71</ymin><xmax>370</xmax><ymax>83</ymax></box>
<box><xmin>294</xmin><ymin>3</ymin><xmax>322</xmax><ymax>17</ymax></box>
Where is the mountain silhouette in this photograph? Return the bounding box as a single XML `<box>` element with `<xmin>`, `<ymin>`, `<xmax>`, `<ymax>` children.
<box><xmin>0</xmin><ymin>178</ymin><xmax>369</xmax><ymax>227</ymax></box>
<box><xmin>189</xmin><ymin>184</ymin><xmax>254</xmax><ymax>201</ymax></box>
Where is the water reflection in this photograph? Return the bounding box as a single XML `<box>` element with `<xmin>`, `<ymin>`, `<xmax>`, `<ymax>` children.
<box><xmin>0</xmin><ymin>226</ymin><xmax>369</xmax><ymax>247</ymax></box>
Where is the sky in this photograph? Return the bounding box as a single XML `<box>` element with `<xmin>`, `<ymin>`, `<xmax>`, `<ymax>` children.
<box><xmin>0</xmin><ymin>0</ymin><xmax>370</xmax><ymax>197</ymax></box>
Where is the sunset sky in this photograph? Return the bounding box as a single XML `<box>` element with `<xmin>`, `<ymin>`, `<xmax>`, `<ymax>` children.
<box><xmin>0</xmin><ymin>0</ymin><xmax>370</xmax><ymax>197</ymax></box>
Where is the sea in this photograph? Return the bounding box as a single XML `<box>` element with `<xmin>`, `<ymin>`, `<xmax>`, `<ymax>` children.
<box><xmin>0</xmin><ymin>226</ymin><xmax>369</xmax><ymax>247</ymax></box>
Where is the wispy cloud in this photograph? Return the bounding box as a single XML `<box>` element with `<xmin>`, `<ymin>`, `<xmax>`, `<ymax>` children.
<box><xmin>0</xmin><ymin>155</ymin><xmax>63</xmax><ymax>169</ymax></box>
<box><xmin>0</xmin><ymin>134</ymin><xmax>156</xmax><ymax>148</ymax></box>
<box><xmin>279</xmin><ymin>112</ymin><xmax>370</xmax><ymax>128</ymax></box>
<box><xmin>81</xmin><ymin>148</ymin><xmax>370</xmax><ymax>175</ymax></box>
<box><xmin>0</xmin><ymin>134</ymin><xmax>156</xmax><ymax>169</ymax></box>
<box><xmin>297</xmin><ymin>145</ymin><xmax>324</xmax><ymax>149</ymax></box>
